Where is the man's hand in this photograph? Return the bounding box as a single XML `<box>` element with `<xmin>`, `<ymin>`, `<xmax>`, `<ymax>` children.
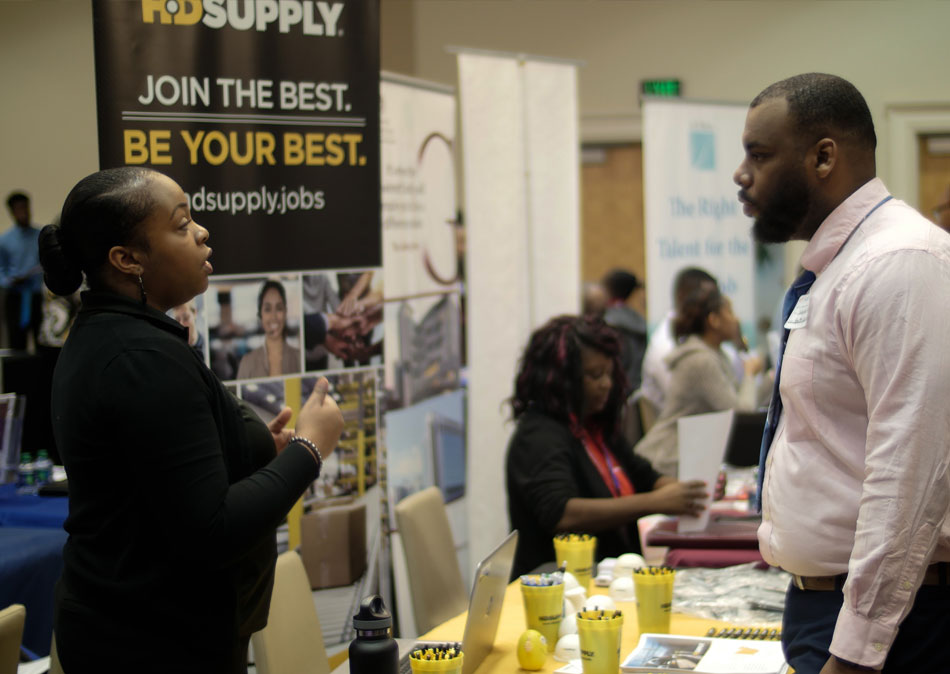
<box><xmin>820</xmin><ymin>656</ymin><xmax>880</xmax><ymax>674</ymax></box>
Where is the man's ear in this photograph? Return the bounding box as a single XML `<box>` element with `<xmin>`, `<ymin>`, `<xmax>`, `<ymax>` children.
<box><xmin>814</xmin><ymin>138</ymin><xmax>837</xmax><ymax>179</ymax></box>
<box><xmin>107</xmin><ymin>245</ymin><xmax>145</xmax><ymax>276</ymax></box>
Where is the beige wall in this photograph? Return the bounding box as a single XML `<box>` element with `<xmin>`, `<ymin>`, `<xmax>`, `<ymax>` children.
<box><xmin>408</xmin><ymin>0</ymin><xmax>950</xmax><ymax>149</ymax></box>
<box><xmin>1</xmin><ymin>1</ymin><xmax>97</xmax><ymax>231</ymax></box>
<box><xmin>4</xmin><ymin>0</ymin><xmax>950</xmax><ymax>228</ymax></box>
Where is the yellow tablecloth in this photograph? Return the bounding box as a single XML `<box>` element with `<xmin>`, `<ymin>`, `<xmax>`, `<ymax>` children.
<box><xmin>418</xmin><ymin>581</ymin><xmax>748</xmax><ymax>673</ymax></box>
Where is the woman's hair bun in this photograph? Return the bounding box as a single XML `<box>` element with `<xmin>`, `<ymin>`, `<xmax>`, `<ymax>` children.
<box><xmin>39</xmin><ymin>224</ymin><xmax>84</xmax><ymax>296</ymax></box>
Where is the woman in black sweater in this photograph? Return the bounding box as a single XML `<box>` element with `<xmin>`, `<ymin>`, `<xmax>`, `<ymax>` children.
<box><xmin>506</xmin><ymin>315</ymin><xmax>708</xmax><ymax>579</ymax></box>
<box><xmin>39</xmin><ymin>167</ymin><xmax>343</xmax><ymax>673</ymax></box>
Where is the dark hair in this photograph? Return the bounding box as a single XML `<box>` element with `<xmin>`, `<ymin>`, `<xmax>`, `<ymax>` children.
<box><xmin>38</xmin><ymin>168</ymin><xmax>157</xmax><ymax>296</ymax></box>
<box><xmin>672</xmin><ymin>267</ymin><xmax>717</xmax><ymax>308</ymax></box>
<box><xmin>257</xmin><ymin>280</ymin><xmax>287</xmax><ymax>338</ymax></box>
<box><xmin>6</xmin><ymin>192</ymin><xmax>29</xmax><ymax>210</ymax></box>
<box><xmin>510</xmin><ymin>315</ymin><xmax>626</xmax><ymax>433</ymax></box>
<box><xmin>602</xmin><ymin>269</ymin><xmax>641</xmax><ymax>301</ymax></box>
<box><xmin>673</xmin><ymin>283</ymin><xmax>724</xmax><ymax>340</ymax></box>
<box><xmin>751</xmin><ymin>73</ymin><xmax>876</xmax><ymax>153</ymax></box>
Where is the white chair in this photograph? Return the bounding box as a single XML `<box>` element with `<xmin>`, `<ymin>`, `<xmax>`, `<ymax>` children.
<box><xmin>0</xmin><ymin>604</ymin><xmax>25</xmax><ymax>674</ymax></box>
<box><xmin>394</xmin><ymin>487</ymin><xmax>468</xmax><ymax>635</ymax></box>
<box><xmin>251</xmin><ymin>550</ymin><xmax>331</xmax><ymax>674</ymax></box>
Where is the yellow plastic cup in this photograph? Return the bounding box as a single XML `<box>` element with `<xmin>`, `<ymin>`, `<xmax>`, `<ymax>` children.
<box><xmin>632</xmin><ymin>567</ymin><xmax>675</xmax><ymax>635</ymax></box>
<box><xmin>553</xmin><ymin>534</ymin><xmax>597</xmax><ymax>589</ymax></box>
<box><xmin>575</xmin><ymin>609</ymin><xmax>624</xmax><ymax>674</ymax></box>
<box><xmin>519</xmin><ymin>575</ymin><xmax>564</xmax><ymax>651</ymax></box>
<box><xmin>408</xmin><ymin>653</ymin><xmax>464</xmax><ymax>674</ymax></box>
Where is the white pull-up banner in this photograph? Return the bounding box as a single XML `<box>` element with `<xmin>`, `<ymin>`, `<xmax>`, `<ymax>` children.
<box><xmin>458</xmin><ymin>49</ymin><xmax>580</xmax><ymax>568</ymax></box>
<box><xmin>643</xmin><ymin>99</ymin><xmax>755</xmax><ymax>341</ymax></box>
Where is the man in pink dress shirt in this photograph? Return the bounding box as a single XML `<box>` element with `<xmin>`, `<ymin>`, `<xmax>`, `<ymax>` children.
<box><xmin>734</xmin><ymin>73</ymin><xmax>950</xmax><ymax>674</ymax></box>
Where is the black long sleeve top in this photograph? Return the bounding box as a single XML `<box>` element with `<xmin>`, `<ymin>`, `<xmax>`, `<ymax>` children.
<box><xmin>51</xmin><ymin>291</ymin><xmax>318</xmax><ymax>672</ymax></box>
<box><xmin>505</xmin><ymin>409</ymin><xmax>661</xmax><ymax>579</ymax></box>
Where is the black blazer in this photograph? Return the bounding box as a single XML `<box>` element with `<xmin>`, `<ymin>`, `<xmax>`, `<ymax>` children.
<box><xmin>506</xmin><ymin>409</ymin><xmax>661</xmax><ymax>579</ymax></box>
<box><xmin>52</xmin><ymin>291</ymin><xmax>318</xmax><ymax>673</ymax></box>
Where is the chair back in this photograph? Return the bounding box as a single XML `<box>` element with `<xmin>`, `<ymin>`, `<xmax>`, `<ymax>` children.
<box><xmin>251</xmin><ymin>551</ymin><xmax>331</xmax><ymax>674</ymax></box>
<box><xmin>395</xmin><ymin>486</ymin><xmax>468</xmax><ymax>635</ymax></box>
<box><xmin>0</xmin><ymin>604</ymin><xmax>25</xmax><ymax>674</ymax></box>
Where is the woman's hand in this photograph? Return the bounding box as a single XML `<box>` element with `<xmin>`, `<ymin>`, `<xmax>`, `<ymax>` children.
<box><xmin>650</xmin><ymin>480</ymin><xmax>708</xmax><ymax>517</ymax></box>
<box><xmin>295</xmin><ymin>377</ymin><xmax>345</xmax><ymax>455</ymax></box>
<box><xmin>268</xmin><ymin>406</ymin><xmax>295</xmax><ymax>454</ymax></box>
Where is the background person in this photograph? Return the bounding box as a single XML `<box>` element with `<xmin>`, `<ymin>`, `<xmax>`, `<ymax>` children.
<box><xmin>39</xmin><ymin>167</ymin><xmax>344</xmax><ymax>673</ymax></box>
<box><xmin>1</xmin><ymin>191</ymin><xmax>43</xmax><ymax>350</ymax></box>
<box><xmin>171</xmin><ymin>299</ymin><xmax>205</xmax><ymax>361</ymax></box>
<box><xmin>237</xmin><ymin>279</ymin><xmax>301</xmax><ymax>378</ymax></box>
<box><xmin>505</xmin><ymin>314</ymin><xmax>708</xmax><ymax>579</ymax></box>
<box><xmin>602</xmin><ymin>268</ymin><xmax>648</xmax><ymax>394</ymax></box>
<box><xmin>634</xmin><ymin>284</ymin><xmax>762</xmax><ymax>478</ymax></box>
<box><xmin>639</xmin><ymin>267</ymin><xmax>718</xmax><ymax>416</ymax></box>
<box><xmin>737</xmin><ymin>73</ymin><xmax>950</xmax><ymax>674</ymax></box>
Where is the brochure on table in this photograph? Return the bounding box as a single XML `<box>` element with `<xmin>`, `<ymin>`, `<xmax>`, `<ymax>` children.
<box><xmin>621</xmin><ymin>633</ymin><xmax>788</xmax><ymax>674</ymax></box>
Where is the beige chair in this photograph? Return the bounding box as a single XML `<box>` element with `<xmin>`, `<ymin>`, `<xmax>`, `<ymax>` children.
<box><xmin>0</xmin><ymin>604</ymin><xmax>26</xmax><ymax>674</ymax></box>
<box><xmin>251</xmin><ymin>550</ymin><xmax>331</xmax><ymax>674</ymax></box>
<box><xmin>394</xmin><ymin>487</ymin><xmax>468</xmax><ymax>635</ymax></box>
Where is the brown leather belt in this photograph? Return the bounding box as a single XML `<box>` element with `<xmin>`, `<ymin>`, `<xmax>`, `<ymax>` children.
<box><xmin>792</xmin><ymin>562</ymin><xmax>950</xmax><ymax>591</ymax></box>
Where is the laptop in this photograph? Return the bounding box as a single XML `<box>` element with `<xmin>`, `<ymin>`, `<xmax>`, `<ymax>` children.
<box><xmin>398</xmin><ymin>529</ymin><xmax>519</xmax><ymax>674</ymax></box>
<box><xmin>723</xmin><ymin>410</ymin><xmax>768</xmax><ymax>467</ymax></box>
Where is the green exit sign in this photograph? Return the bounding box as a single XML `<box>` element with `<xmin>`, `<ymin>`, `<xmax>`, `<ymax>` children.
<box><xmin>641</xmin><ymin>79</ymin><xmax>681</xmax><ymax>97</ymax></box>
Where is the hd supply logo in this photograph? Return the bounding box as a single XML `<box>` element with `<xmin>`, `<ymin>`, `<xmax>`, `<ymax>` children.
<box><xmin>141</xmin><ymin>0</ymin><xmax>345</xmax><ymax>36</ymax></box>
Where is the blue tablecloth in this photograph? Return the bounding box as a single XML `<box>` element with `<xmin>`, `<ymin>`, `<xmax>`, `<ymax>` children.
<box><xmin>0</xmin><ymin>483</ymin><xmax>68</xmax><ymax>528</ymax></box>
<box><xmin>0</xmin><ymin>527</ymin><xmax>67</xmax><ymax>656</ymax></box>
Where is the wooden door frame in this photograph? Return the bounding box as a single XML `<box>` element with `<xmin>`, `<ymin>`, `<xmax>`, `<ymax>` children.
<box><xmin>886</xmin><ymin>106</ymin><xmax>950</xmax><ymax>209</ymax></box>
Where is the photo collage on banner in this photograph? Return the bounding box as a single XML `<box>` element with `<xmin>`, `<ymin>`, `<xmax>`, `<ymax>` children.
<box><xmin>379</xmin><ymin>75</ymin><xmax>468</xmax><ymax>610</ymax></box>
<box><xmin>92</xmin><ymin>0</ymin><xmax>382</xmax><ymax>642</ymax></box>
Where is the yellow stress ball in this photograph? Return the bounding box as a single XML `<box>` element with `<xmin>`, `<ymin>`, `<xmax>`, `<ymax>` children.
<box><xmin>517</xmin><ymin>629</ymin><xmax>548</xmax><ymax>670</ymax></box>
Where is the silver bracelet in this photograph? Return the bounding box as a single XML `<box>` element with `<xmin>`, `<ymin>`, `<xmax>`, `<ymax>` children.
<box><xmin>290</xmin><ymin>435</ymin><xmax>323</xmax><ymax>475</ymax></box>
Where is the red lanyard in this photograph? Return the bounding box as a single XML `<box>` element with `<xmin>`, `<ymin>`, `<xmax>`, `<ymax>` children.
<box><xmin>571</xmin><ymin>418</ymin><xmax>635</xmax><ymax>498</ymax></box>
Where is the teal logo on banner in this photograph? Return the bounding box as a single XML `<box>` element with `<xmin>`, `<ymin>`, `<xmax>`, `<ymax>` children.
<box><xmin>690</xmin><ymin>130</ymin><xmax>715</xmax><ymax>171</ymax></box>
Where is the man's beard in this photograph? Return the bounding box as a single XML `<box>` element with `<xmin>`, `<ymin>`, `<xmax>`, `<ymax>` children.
<box><xmin>751</xmin><ymin>170</ymin><xmax>811</xmax><ymax>244</ymax></box>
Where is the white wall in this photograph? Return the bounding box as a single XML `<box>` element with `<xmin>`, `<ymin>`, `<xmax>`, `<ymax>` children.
<box><xmin>4</xmin><ymin>1</ymin><xmax>950</xmax><ymax>225</ymax></box>
<box><xmin>409</xmin><ymin>0</ymin><xmax>950</xmax><ymax>190</ymax></box>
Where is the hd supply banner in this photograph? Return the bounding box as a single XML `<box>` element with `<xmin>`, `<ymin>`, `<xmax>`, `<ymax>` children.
<box><xmin>643</xmin><ymin>98</ymin><xmax>754</xmax><ymax>339</ymax></box>
<box><xmin>92</xmin><ymin>0</ymin><xmax>380</xmax><ymax>274</ymax></box>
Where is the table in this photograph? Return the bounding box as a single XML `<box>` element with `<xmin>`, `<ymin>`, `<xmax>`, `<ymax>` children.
<box><xmin>0</xmin><ymin>484</ymin><xmax>69</xmax><ymax>529</ymax></box>
<box><xmin>0</xmin><ymin>527</ymin><xmax>66</xmax><ymax>657</ymax></box>
<box><xmin>332</xmin><ymin>581</ymin><xmax>747</xmax><ymax>673</ymax></box>
<box><xmin>0</xmin><ymin>484</ymin><xmax>68</xmax><ymax>657</ymax></box>
<box><xmin>646</xmin><ymin>511</ymin><xmax>764</xmax><ymax>568</ymax></box>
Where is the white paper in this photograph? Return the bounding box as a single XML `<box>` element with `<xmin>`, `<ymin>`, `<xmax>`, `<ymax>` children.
<box><xmin>677</xmin><ymin>410</ymin><xmax>735</xmax><ymax>533</ymax></box>
<box><xmin>17</xmin><ymin>658</ymin><xmax>51</xmax><ymax>674</ymax></box>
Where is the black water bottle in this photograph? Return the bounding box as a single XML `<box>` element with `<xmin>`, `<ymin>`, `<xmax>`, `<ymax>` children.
<box><xmin>349</xmin><ymin>595</ymin><xmax>398</xmax><ymax>674</ymax></box>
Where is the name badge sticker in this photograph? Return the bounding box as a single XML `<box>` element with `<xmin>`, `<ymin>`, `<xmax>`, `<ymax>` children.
<box><xmin>784</xmin><ymin>295</ymin><xmax>810</xmax><ymax>330</ymax></box>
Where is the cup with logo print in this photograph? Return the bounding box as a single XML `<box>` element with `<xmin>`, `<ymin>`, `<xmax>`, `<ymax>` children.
<box><xmin>520</xmin><ymin>574</ymin><xmax>564</xmax><ymax>652</ymax></box>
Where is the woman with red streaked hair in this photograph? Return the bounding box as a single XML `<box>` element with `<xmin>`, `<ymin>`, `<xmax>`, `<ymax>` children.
<box><xmin>505</xmin><ymin>314</ymin><xmax>708</xmax><ymax>579</ymax></box>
